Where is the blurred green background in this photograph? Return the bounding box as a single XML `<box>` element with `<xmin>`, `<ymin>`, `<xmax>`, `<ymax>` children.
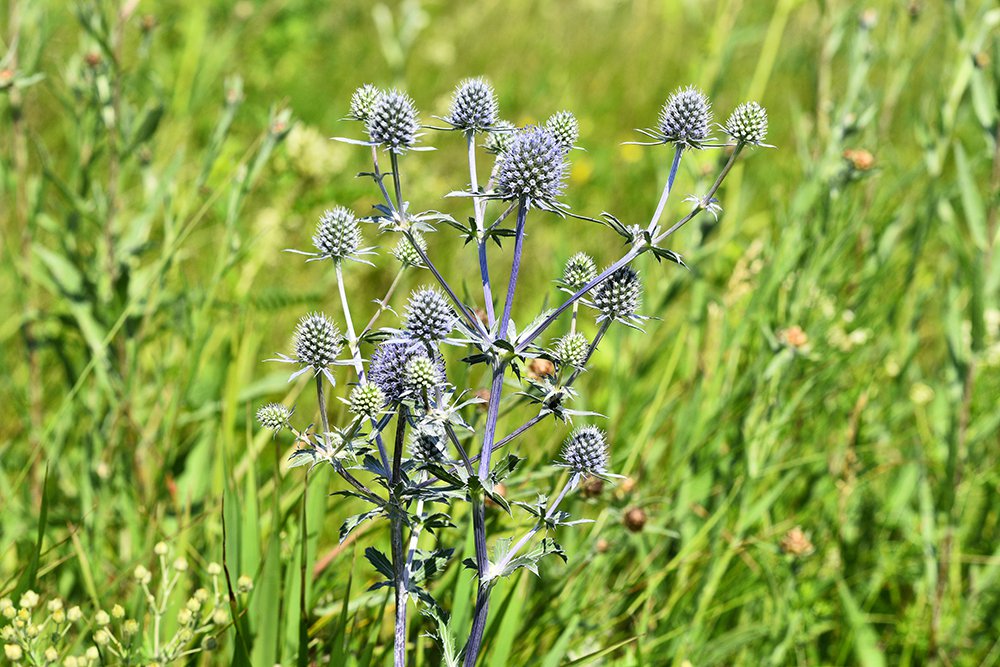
<box><xmin>2</xmin><ymin>0</ymin><xmax>999</xmax><ymax>664</ymax></box>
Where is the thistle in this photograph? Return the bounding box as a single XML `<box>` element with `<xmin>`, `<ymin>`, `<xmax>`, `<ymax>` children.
<box><xmin>724</xmin><ymin>101</ymin><xmax>769</xmax><ymax>146</ymax></box>
<box><xmin>404</xmin><ymin>355</ymin><xmax>445</xmax><ymax>395</ymax></box>
<box><xmin>367</xmin><ymin>89</ymin><xmax>421</xmax><ymax>153</ymax></box>
<box><xmin>555</xmin><ymin>333</ymin><xmax>590</xmax><ymax>368</ymax></box>
<box><xmin>484</xmin><ymin>120</ymin><xmax>517</xmax><ymax>155</ymax></box>
<box><xmin>494</xmin><ymin>126</ymin><xmax>567</xmax><ymax>206</ymax></box>
<box><xmin>369</xmin><ymin>340</ymin><xmax>444</xmax><ymax>403</ymax></box>
<box><xmin>561</xmin><ymin>252</ymin><xmax>597</xmax><ymax>291</ymax></box>
<box><xmin>593</xmin><ymin>266</ymin><xmax>642</xmax><ymax>322</ymax></box>
<box><xmin>348</xmin><ymin>383</ymin><xmax>386</xmax><ymax>419</ymax></box>
<box><xmin>558</xmin><ymin>426</ymin><xmax>609</xmax><ymax>475</ymax></box>
<box><xmin>403</xmin><ymin>287</ymin><xmax>456</xmax><ymax>342</ymax></box>
<box><xmin>392</xmin><ymin>232</ymin><xmax>427</xmax><ymax>268</ymax></box>
<box><xmin>268</xmin><ymin>313</ymin><xmax>344</xmax><ymax>382</ymax></box>
<box><xmin>313</xmin><ymin>207</ymin><xmax>362</xmax><ymax>262</ymax></box>
<box><xmin>349</xmin><ymin>84</ymin><xmax>382</xmax><ymax>122</ymax></box>
<box><xmin>445</xmin><ymin>77</ymin><xmax>499</xmax><ymax>132</ymax></box>
<box><xmin>545</xmin><ymin>111</ymin><xmax>579</xmax><ymax>152</ymax></box>
<box><xmin>256</xmin><ymin>403</ymin><xmax>291</xmax><ymax>431</ymax></box>
<box><xmin>409</xmin><ymin>430</ymin><xmax>448</xmax><ymax>461</ymax></box>
<box><xmin>635</xmin><ymin>85</ymin><xmax>714</xmax><ymax>149</ymax></box>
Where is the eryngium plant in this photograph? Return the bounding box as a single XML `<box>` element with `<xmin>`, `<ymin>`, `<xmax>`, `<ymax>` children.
<box><xmin>259</xmin><ymin>79</ymin><xmax>770</xmax><ymax>666</ymax></box>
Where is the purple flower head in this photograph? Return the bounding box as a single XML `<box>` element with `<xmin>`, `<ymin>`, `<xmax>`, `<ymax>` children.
<box><xmin>367</xmin><ymin>89</ymin><xmax>420</xmax><ymax>153</ymax></box>
<box><xmin>369</xmin><ymin>340</ymin><xmax>446</xmax><ymax>403</ymax></box>
<box><xmin>657</xmin><ymin>86</ymin><xmax>712</xmax><ymax>149</ymax></box>
<box><xmin>446</xmin><ymin>77</ymin><xmax>499</xmax><ymax>132</ymax></box>
<box><xmin>559</xmin><ymin>425</ymin><xmax>609</xmax><ymax>474</ymax></box>
<box><xmin>494</xmin><ymin>126</ymin><xmax>567</xmax><ymax>206</ymax></box>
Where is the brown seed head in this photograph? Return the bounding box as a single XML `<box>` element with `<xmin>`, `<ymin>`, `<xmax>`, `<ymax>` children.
<box><xmin>779</xmin><ymin>325</ymin><xmax>809</xmax><ymax>350</ymax></box>
<box><xmin>843</xmin><ymin>148</ymin><xmax>875</xmax><ymax>171</ymax></box>
<box><xmin>619</xmin><ymin>476</ymin><xmax>636</xmax><ymax>494</ymax></box>
<box><xmin>780</xmin><ymin>526</ymin><xmax>814</xmax><ymax>557</ymax></box>
<box><xmin>580</xmin><ymin>476</ymin><xmax>604</xmax><ymax>499</ymax></box>
<box><xmin>623</xmin><ymin>507</ymin><xmax>647</xmax><ymax>532</ymax></box>
<box><xmin>527</xmin><ymin>358</ymin><xmax>556</xmax><ymax>380</ymax></box>
<box><xmin>595</xmin><ymin>538</ymin><xmax>610</xmax><ymax>553</ymax></box>
<box><xmin>84</xmin><ymin>52</ymin><xmax>102</xmax><ymax>68</ymax></box>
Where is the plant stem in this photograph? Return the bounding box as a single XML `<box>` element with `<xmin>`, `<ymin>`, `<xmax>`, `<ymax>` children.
<box><xmin>497</xmin><ymin>474</ymin><xmax>576</xmax><ymax>570</ymax></box>
<box><xmin>499</xmin><ymin>200</ymin><xmax>528</xmax><ymax>340</ymax></box>
<box><xmin>468</xmin><ymin>131</ymin><xmax>496</xmax><ymax>327</ymax></box>
<box><xmin>362</xmin><ymin>267</ymin><xmax>405</xmax><ymax>335</ymax></box>
<box><xmin>647</xmin><ymin>145</ymin><xmax>683</xmax><ymax>232</ymax></box>
<box><xmin>567</xmin><ymin>320</ymin><xmax>611</xmax><ymax>386</ymax></box>
<box><xmin>317</xmin><ymin>377</ymin><xmax>385</xmax><ymax>507</ymax></box>
<box><xmin>390</xmin><ymin>405</ymin><xmax>409</xmax><ymax>667</ymax></box>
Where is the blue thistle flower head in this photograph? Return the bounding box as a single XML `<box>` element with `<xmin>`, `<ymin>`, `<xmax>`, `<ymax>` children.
<box><xmin>657</xmin><ymin>86</ymin><xmax>712</xmax><ymax>149</ymax></box>
<box><xmin>545</xmin><ymin>111</ymin><xmax>579</xmax><ymax>152</ymax></box>
<box><xmin>409</xmin><ymin>429</ymin><xmax>448</xmax><ymax>462</ymax></box>
<box><xmin>369</xmin><ymin>340</ymin><xmax>445</xmax><ymax>403</ymax></box>
<box><xmin>313</xmin><ymin>207</ymin><xmax>362</xmax><ymax>262</ymax></box>
<box><xmin>349</xmin><ymin>84</ymin><xmax>382</xmax><ymax>122</ymax></box>
<box><xmin>494</xmin><ymin>126</ymin><xmax>567</xmax><ymax>206</ymax></box>
<box><xmin>558</xmin><ymin>425</ymin><xmax>609</xmax><ymax>475</ymax></box>
<box><xmin>724</xmin><ymin>101</ymin><xmax>768</xmax><ymax>146</ymax></box>
<box><xmin>446</xmin><ymin>77</ymin><xmax>499</xmax><ymax>132</ymax></box>
<box><xmin>403</xmin><ymin>287</ymin><xmax>455</xmax><ymax>342</ymax></box>
<box><xmin>293</xmin><ymin>313</ymin><xmax>343</xmax><ymax>371</ymax></box>
<box><xmin>484</xmin><ymin>120</ymin><xmax>517</xmax><ymax>155</ymax></box>
<box><xmin>367</xmin><ymin>89</ymin><xmax>421</xmax><ymax>153</ymax></box>
<box><xmin>593</xmin><ymin>266</ymin><xmax>642</xmax><ymax>322</ymax></box>
<box><xmin>256</xmin><ymin>403</ymin><xmax>292</xmax><ymax>432</ymax></box>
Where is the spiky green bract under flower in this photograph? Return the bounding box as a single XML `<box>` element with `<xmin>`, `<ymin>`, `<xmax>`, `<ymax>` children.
<box><xmin>349</xmin><ymin>84</ymin><xmax>381</xmax><ymax>122</ymax></box>
<box><xmin>446</xmin><ymin>77</ymin><xmax>499</xmax><ymax>132</ymax></box>
<box><xmin>393</xmin><ymin>232</ymin><xmax>427</xmax><ymax>268</ymax></box>
<box><xmin>409</xmin><ymin>430</ymin><xmax>448</xmax><ymax>462</ymax></box>
<box><xmin>349</xmin><ymin>383</ymin><xmax>385</xmax><ymax>419</ymax></box>
<box><xmin>256</xmin><ymin>403</ymin><xmax>291</xmax><ymax>432</ymax></box>
<box><xmin>369</xmin><ymin>341</ymin><xmax>445</xmax><ymax>403</ymax></box>
<box><xmin>367</xmin><ymin>88</ymin><xmax>420</xmax><ymax>153</ymax></box>
<box><xmin>545</xmin><ymin>111</ymin><xmax>579</xmax><ymax>152</ymax></box>
<box><xmin>293</xmin><ymin>313</ymin><xmax>343</xmax><ymax>371</ymax></box>
<box><xmin>494</xmin><ymin>126</ymin><xmax>567</xmax><ymax>206</ymax></box>
<box><xmin>484</xmin><ymin>120</ymin><xmax>517</xmax><ymax>155</ymax></box>
<box><xmin>313</xmin><ymin>207</ymin><xmax>361</xmax><ymax>262</ymax></box>
<box><xmin>724</xmin><ymin>101</ymin><xmax>768</xmax><ymax>146</ymax></box>
<box><xmin>562</xmin><ymin>252</ymin><xmax>597</xmax><ymax>290</ymax></box>
<box><xmin>404</xmin><ymin>355</ymin><xmax>444</xmax><ymax>395</ymax></box>
<box><xmin>594</xmin><ymin>266</ymin><xmax>642</xmax><ymax>321</ymax></box>
<box><xmin>403</xmin><ymin>287</ymin><xmax>455</xmax><ymax>342</ymax></box>
<box><xmin>555</xmin><ymin>333</ymin><xmax>590</xmax><ymax>368</ymax></box>
<box><xmin>658</xmin><ymin>86</ymin><xmax>712</xmax><ymax>149</ymax></box>
<box><xmin>559</xmin><ymin>425</ymin><xmax>609</xmax><ymax>475</ymax></box>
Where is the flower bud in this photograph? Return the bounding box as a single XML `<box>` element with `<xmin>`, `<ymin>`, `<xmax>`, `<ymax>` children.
<box><xmin>624</xmin><ymin>506</ymin><xmax>647</xmax><ymax>532</ymax></box>
<box><xmin>403</xmin><ymin>287</ymin><xmax>455</xmax><ymax>343</ymax></box>
<box><xmin>724</xmin><ymin>101</ymin><xmax>768</xmax><ymax>146</ymax></box>
<box><xmin>349</xmin><ymin>383</ymin><xmax>386</xmax><ymax>419</ymax></box>
<box><xmin>409</xmin><ymin>431</ymin><xmax>448</xmax><ymax>462</ymax></box>
<box><xmin>404</xmin><ymin>356</ymin><xmax>444</xmax><ymax>395</ymax></box>
<box><xmin>593</xmin><ymin>266</ymin><xmax>641</xmax><ymax>320</ymax></box>
<box><xmin>237</xmin><ymin>575</ymin><xmax>253</xmax><ymax>593</ymax></box>
<box><xmin>545</xmin><ymin>110</ymin><xmax>579</xmax><ymax>152</ymax></box>
<box><xmin>293</xmin><ymin>313</ymin><xmax>343</xmax><ymax>371</ymax></box>
<box><xmin>366</xmin><ymin>89</ymin><xmax>420</xmax><ymax>153</ymax></box>
<box><xmin>369</xmin><ymin>341</ymin><xmax>445</xmax><ymax>403</ymax></box>
<box><xmin>555</xmin><ymin>333</ymin><xmax>589</xmax><ymax>368</ymax></box>
<box><xmin>562</xmin><ymin>253</ymin><xmax>596</xmax><ymax>290</ymax></box>
<box><xmin>256</xmin><ymin>402</ymin><xmax>291</xmax><ymax>432</ymax></box>
<box><xmin>446</xmin><ymin>77</ymin><xmax>499</xmax><ymax>131</ymax></box>
<box><xmin>495</xmin><ymin>126</ymin><xmax>567</xmax><ymax>205</ymax></box>
<box><xmin>349</xmin><ymin>84</ymin><xmax>381</xmax><ymax>122</ymax></box>
<box><xmin>313</xmin><ymin>207</ymin><xmax>362</xmax><ymax>262</ymax></box>
<box><xmin>484</xmin><ymin>120</ymin><xmax>517</xmax><ymax>155</ymax></box>
<box><xmin>95</xmin><ymin>611</ymin><xmax>110</xmax><ymax>627</ymax></box>
<box><xmin>559</xmin><ymin>425</ymin><xmax>609</xmax><ymax>474</ymax></box>
<box><xmin>658</xmin><ymin>86</ymin><xmax>712</xmax><ymax>148</ymax></box>
<box><xmin>392</xmin><ymin>232</ymin><xmax>427</xmax><ymax>268</ymax></box>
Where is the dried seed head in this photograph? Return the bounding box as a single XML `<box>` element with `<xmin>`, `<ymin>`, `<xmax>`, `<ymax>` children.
<box><xmin>563</xmin><ymin>252</ymin><xmax>597</xmax><ymax>289</ymax></box>
<box><xmin>367</xmin><ymin>89</ymin><xmax>420</xmax><ymax>153</ymax></box>
<box><xmin>545</xmin><ymin>110</ymin><xmax>579</xmax><ymax>151</ymax></box>
<box><xmin>595</xmin><ymin>537</ymin><xmax>610</xmax><ymax>553</ymax></box>
<box><xmin>780</xmin><ymin>526</ymin><xmax>814</xmax><ymax>556</ymax></box>
<box><xmin>409</xmin><ymin>430</ymin><xmax>448</xmax><ymax>461</ymax></box>
<box><xmin>658</xmin><ymin>86</ymin><xmax>712</xmax><ymax>148</ymax></box>
<box><xmin>350</xmin><ymin>84</ymin><xmax>382</xmax><ymax>122</ymax></box>
<box><xmin>256</xmin><ymin>403</ymin><xmax>291</xmax><ymax>431</ymax></box>
<box><xmin>724</xmin><ymin>101</ymin><xmax>768</xmax><ymax>146</ymax></box>
<box><xmin>495</xmin><ymin>126</ymin><xmax>567</xmax><ymax>205</ymax></box>
<box><xmin>349</xmin><ymin>383</ymin><xmax>385</xmax><ymax>419</ymax></box>
<box><xmin>313</xmin><ymin>207</ymin><xmax>361</xmax><ymax>262</ymax></box>
<box><xmin>369</xmin><ymin>341</ymin><xmax>445</xmax><ymax>402</ymax></box>
<box><xmin>404</xmin><ymin>355</ymin><xmax>444</xmax><ymax>395</ymax></box>
<box><xmin>580</xmin><ymin>475</ymin><xmax>604</xmax><ymax>498</ymax></box>
<box><xmin>560</xmin><ymin>425</ymin><xmax>609</xmax><ymax>474</ymax></box>
<box><xmin>393</xmin><ymin>232</ymin><xmax>427</xmax><ymax>267</ymax></box>
<box><xmin>293</xmin><ymin>313</ymin><xmax>343</xmax><ymax>371</ymax></box>
<box><xmin>624</xmin><ymin>507</ymin><xmax>647</xmax><ymax>532</ymax></box>
<box><xmin>404</xmin><ymin>287</ymin><xmax>456</xmax><ymax>342</ymax></box>
<box><xmin>593</xmin><ymin>266</ymin><xmax>642</xmax><ymax>320</ymax></box>
<box><xmin>527</xmin><ymin>357</ymin><xmax>556</xmax><ymax>379</ymax></box>
<box><xmin>555</xmin><ymin>333</ymin><xmax>590</xmax><ymax>367</ymax></box>
<box><xmin>484</xmin><ymin>120</ymin><xmax>517</xmax><ymax>155</ymax></box>
<box><xmin>446</xmin><ymin>77</ymin><xmax>499</xmax><ymax>131</ymax></box>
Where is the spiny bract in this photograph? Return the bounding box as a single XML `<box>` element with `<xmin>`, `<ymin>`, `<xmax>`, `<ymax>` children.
<box><xmin>313</xmin><ymin>207</ymin><xmax>361</xmax><ymax>261</ymax></box>
<box><xmin>545</xmin><ymin>111</ymin><xmax>579</xmax><ymax>152</ymax></box>
<box><xmin>593</xmin><ymin>266</ymin><xmax>642</xmax><ymax>320</ymax></box>
<box><xmin>494</xmin><ymin>126</ymin><xmax>567</xmax><ymax>205</ymax></box>
<box><xmin>293</xmin><ymin>313</ymin><xmax>342</xmax><ymax>370</ymax></box>
<box><xmin>658</xmin><ymin>86</ymin><xmax>712</xmax><ymax>148</ymax></box>
<box><xmin>446</xmin><ymin>77</ymin><xmax>499</xmax><ymax>131</ymax></box>
<box><xmin>724</xmin><ymin>101</ymin><xmax>768</xmax><ymax>146</ymax></box>
<box><xmin>404</xmin><ymin>287</ymin><xmax>455</xmax><ymax>342</ymax></box>
<box><xmin>560</xmin><ymin>425</ymin><xmax>609</xmax><ymax>474</ymax></box>
<box><xmin>367</xmin><ymin>89</ymin><xmax>420</xmax><ymax>153</ymax></box>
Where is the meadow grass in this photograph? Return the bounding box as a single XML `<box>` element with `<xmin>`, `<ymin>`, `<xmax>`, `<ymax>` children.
<box><xmin>2</xmin><ymin>0</ymin><xmax>999</xmax><ymax>664</ymax></box>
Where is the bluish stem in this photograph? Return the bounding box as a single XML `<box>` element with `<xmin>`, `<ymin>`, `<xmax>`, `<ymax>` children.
<box><xmin>647</xmin><ymin>145</ymin><xmax>683</xmax><ymax>232</ymax></box>
<box><xmin>499</xmin><ymin>199</ymin><xmax>528</xmax><ymax>340</ymax></box>
<box><xmin>468</xmin><ymin>131</ymin><xmax>496</xmax><ymax>327</ymax></box>
<box><xmin>496</xmin><ymin>474</ymin><xmax>577</xmax><ymax>570</ymax></box>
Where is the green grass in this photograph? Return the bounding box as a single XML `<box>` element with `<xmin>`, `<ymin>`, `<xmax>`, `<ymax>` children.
<box><xmin>2</xmin><ymin>0</ymin><xmax>999</xmax><ymax>664</ymax></box>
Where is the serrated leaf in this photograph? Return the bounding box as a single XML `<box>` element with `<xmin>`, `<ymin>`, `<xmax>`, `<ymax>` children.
<box><xmin>339</xmin><ymin>509</ymin><xmax>382</xmax><ymax>543</ymax></box>
<box><xmin>363</xmin><ymin>547</ymin><xmax>395</xmax><ymax>580</ymax></box>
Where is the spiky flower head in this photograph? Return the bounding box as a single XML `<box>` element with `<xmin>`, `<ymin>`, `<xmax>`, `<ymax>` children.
<box><xmin>349</xmin><ymin>383</ymin><xmax>385</xmax><ymax>419</ymax></box>
<box><xmin>256</xmin><ymin>403</ymin><xmax>291</xmax><ymax>432</ymax></box>
<box><xmin>555</xmin><ymin>333</ymin><xmax>590</xmax><ymax>368</ymax></box>
<box><xmin>403</xmin><ymin>287</ymin><xmax>455</xmax><ymax>342</ymax></box>
<box><xmin>724</xmin><ymin>101</ymin><xmax>768</xmax><ymax>146</ymax></box>
<box><xmin>658</xmin><ymin>86</ymin><xmax>712</xmax><ymax>149</ymax></box>
<box><xmin>393</xmin><ymin>232</ymin><xmax>427</xmax><ymax>268</ymax></box>
<box><xmin>367</xmin><ymin>88</ymin><xmax>420</xmax><ymax>153</ymax></box>
<box><xmin>349</xmin><ymin>84</ymin><xmax>381</xmax><ymax>122</ymax></box>
<box><xmin>404</xmin><ymin>355</ymin><xmax>444</xmax><ymax>395</ymax></box>
<box><xmin>560</xmin><ymin>425</ymin><xmax>609</xmax><ymax>474</ymax></box>
<box><xmin>369</xmin><ymin>341</ymin><xmax>445</xmax><ymax>402</ymax></box>
<box><xmin>494</xmin><ymin>126</ymin><xmax>567</xmax><ymax>205</ymax></box>
<box><xmin>409</xmin><ymin>430</ymin><xmax>448</xmax><ymax>461</ymax></box>
<box><xmin>562</xmin><ymin>252</ymin><xmax>597</xmax><ymax>290</ymax></box>
<box><xmin>312</xmin><ymin>207</ymin><xmax>361</xmax><ymax>262</ymax></box>
<box><xmin>593</xmin><ymin>266</ymin><xmax>642</xmax><ymax>320</ymax></box>
<box><xmin>545</xmin><ymin>111</ymin><xmax>579</xmax><ymax>152</ymax></box>
<box><xmin>293</xmin><ymin>313</ymin><xmax>343</xmax><ymax>370</ymax></box>
<box><xmin>446</xmin><ymin>77</ymin><xmax>499</xmax><ymax>131</ymax></box>
<box><xmin>484</xmin><ymin>120</ymin><xmax>517</xmax><ymax>155</ymax></box>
